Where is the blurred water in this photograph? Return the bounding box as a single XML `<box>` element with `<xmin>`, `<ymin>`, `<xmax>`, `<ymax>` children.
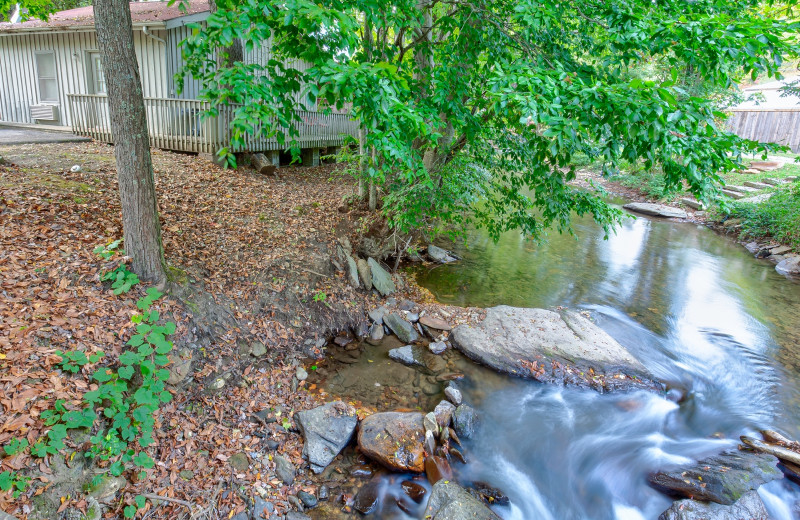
<box><xmin>415</xmin><ymin>212</ymin><xmax>800</xmax><ymax>519</ymax></box>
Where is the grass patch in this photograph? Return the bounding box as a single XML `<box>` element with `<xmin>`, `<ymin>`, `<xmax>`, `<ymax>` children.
<box><xmin>723</xmin><ymin>182</ymin><xmax>800</xmax><ymax>249</ymax></box>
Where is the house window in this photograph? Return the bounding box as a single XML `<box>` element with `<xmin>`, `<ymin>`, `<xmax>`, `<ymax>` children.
<box><xmin>88</xmin><ymin>52</ymin><xmax>106</xmax><ymax>94</ymax></box>
<box><xmin>34</xmin><ymin>52</ymin><xmax>59</xmax><ymax>102</ymax></box>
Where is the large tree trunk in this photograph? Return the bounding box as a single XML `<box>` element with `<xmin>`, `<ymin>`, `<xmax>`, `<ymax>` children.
<box><xmin>94</xmin><ymin>0</ymin><xmax>166</xmax><ymax>284</ymax></box>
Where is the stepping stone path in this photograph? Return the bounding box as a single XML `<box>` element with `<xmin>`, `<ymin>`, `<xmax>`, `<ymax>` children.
<box><xmin>680</xmin><ymin>198</ymin><xmax>704</xmax><ymax>210</ymax></box>
<box><xmin>743</xmin><ymin>181</ymin><xmax>772</xmax><ymax>189</ymax></box>
<box><xmin>720</xmin><ymin>189</ymin><xmax>745</xmax><ymax>199</ymax></box>
<box><xmin>724</xmin><ymin>185</ymin><xmax>759</xmax><ymax>194</ymax></box>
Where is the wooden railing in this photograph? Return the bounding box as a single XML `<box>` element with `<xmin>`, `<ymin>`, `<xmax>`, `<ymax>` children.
<box><xmin>67</xmin><ymin>94</ymin><xmax>357</xmax><ymax>154</ymax></box>
<box><xmin>727</xmin><ymin>108</ymin><xmax>800</xmax><ymax>153</ymax></box>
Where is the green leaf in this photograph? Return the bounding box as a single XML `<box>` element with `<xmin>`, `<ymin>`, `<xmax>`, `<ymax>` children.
<box><xmin>135</xmin><ymin>495</ymin><xmax>146</xmax><ymax>508</ymax></box>
<box><xmin>118</xmin><ymin>366</ymin><xmax>135</xmax><ymax>380</ymax></box>
<box><xmin>124</xmin><ymin>505</ymin><xmax>137</xmax><ymax>518</ymax></box>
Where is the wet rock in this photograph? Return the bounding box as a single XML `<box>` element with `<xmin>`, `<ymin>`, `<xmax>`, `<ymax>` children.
<box><xmin>368</xmin><ymin>258</ymin><xmax>395</xmax><ymax>296</ymax></box>
<box><xmin>345</xmin><ymin>254</ymin><xmax>360</xmax><ymax>288</ymax></box>
<box><xmin>273</xmin><ymin>454</ymin><xmax>296</xmax><ymax>485</ymax></box>
<box><xmin>369</xmin><ymin>306</ymin><xmax>388</xmax><ymax>324</ymax></box>
<box><xmin>296</xmin><ymin>366</ymin><xmax>308</xmax><ymax>381</ymax></box>
<box><xmin>434</xmin><ymin>401</ymin><xmax>456</xmax><ymax>429</ymax></box>
<box><xmin>449</xmin><ymin>428</ymin><xmax>461</xmax><ymax>447</ymax></box>
<box><xmin>358</xmin><ymin>412</ymin><xmax>425</xmax><ymax>472</ymax></box>
<box><xmin>297</xmin><ymin>491</ymin><xmax>318</xmax><ymax>509</ymax></box>
<box><xmin>357</xmin><ymin>258</ymin><xmax>372</xmax><ymax>291</ymax></box>
<box><xmin>453</xmin><ymin>404</ymin><xmax>478</xmax><ymax>438</ymax></box>
<box><xmin>288</xmin><ymin>494</ymin><xmax>303</xmax><ymax>511</ymax></box>
<box><xmin>776</xmin><ymin>256</ymin><xmax>800</xmax><ymax>277</ymax></box>
<box><xmin>469</xmin><ymin>482</ymin><xmax>509</xmax><ymax>506</ymax></box>
<box><xmin>355</xmin><ymin>320</ymin><xmax>370</xmax><ymax>338</ymax></box>
<box><xmin>436</xmin><ymin>372</ymin><xmax>465</xmax><ymax>382</ymax></box>
<box><xmin>425</xmin><ymin>480</ymin><xmax>501</xmax><ymax>520</ymax></box>
<box><xmin>353</xmin><ymin>476</ymin><xmax>382</xmax><ymax>514</ymax></box>
<box><xmin>402</xmin><ymin>480</ymin><xmax>427</xmax><ymax>503</ymax></box>
<box><xmin>296</xmin><ymin>401</ymin><xmax>358</xmax><ymax>473</ymax></box>
<box><xmin>419</xmin><ymin>316</ymin><xmax>453</xmax><ymax>331</ymax></box>
<box><xmin>451</xmin><ymin>306</ymin><xmax>655</xmax><ymax>391</ymax></box>
<box><xmin>231</xmin><ymin>512</ymin><xmax>249</xmax><ymax>520</ymax></box>
<box><xmin>229</xmin><ymin>452</ymin><xmax>249</xmax><ymax>472</ymax></box>
<box><xmin>444</xmin><ymin>385</ymin><xmax>462</xmax><ymax>406</ymax></box>
<box><xmin>285</xmin><ymin>513</ymin><xmax>312</xmax><ymax>520</ymax></box>
<box><xmin>658</xmin><ymin>490</ymin><xmax>768</xmax><ymax>520</ymax></box>
<box><xmin>649</xmin><ymin>449</ymin><xmax>781</xmax><ymax>505</ymax></box>
<box><xmin>318</xmin><ymin>485</ymin><xmax>330</xmax><ymax>501</ymax></box>
<box><xmin>88</xmin><ymin>476</ymin><xmax>126</xmax><ymax>501</ymax></box>
<box><xmin>407</xmin><ymin>312</ymin><xmax>420</xmax><ymax>323</ymax></box>
<box><xmin>333</xmin><ymin>335</ymin><xmax>353</xmax><ymax>347</ymax></box>
<box><xmin>384</xmin><ymin>314</ymin><xmax>420</xmax><ymax>343</ymax></box>
<box><xmin>389</xmin><ymin>345</ymin><xmax>426</xmax><ymax>368</ymax></box>
<box><xmin>350</xmin><ymin>464</ymin><xmax>374</xmax><ymax>478</ymax></box>
<box><xmin>425</xmin><ymin>430</ymin><xmax>437</xmax><ymax>455</ymax></box>
<box><xmin>429</xmin><ymin>341</ymin><xmax>447</xmax><ymax>355</ymax></box>
<box><xmin>424</xmin><ymin>413</ymin><xmax>439</xmax><ymax>435</ymax></box>
<box><xmin>425</xmin><ymin>455</ymin><xmax>453</xmax><ymax>484</ymax></box>
<box><xmin>623</xmin><ymin>202</ymin><xmax>688</xmax><ymax>219</ymax></box>
<box><xmin>450</xmin><ymin>447</ymin><xmax>467</xmax><ymax>465</ymax></box>
<box><xmin>367</xmin><ymin>323</ymin><xmax>384</xmax><ymax>345</ymax></box>
<box><xmin>428</xmin><ymin>245</ymin><xmax>458</xmax><ymax>263</ymax></box>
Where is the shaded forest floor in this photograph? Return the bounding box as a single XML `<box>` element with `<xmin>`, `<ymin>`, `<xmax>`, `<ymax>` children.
<box><xmin>0</xmin><ymin>141</ymin><xmax>433</xmax><ymax>519</ymax></box>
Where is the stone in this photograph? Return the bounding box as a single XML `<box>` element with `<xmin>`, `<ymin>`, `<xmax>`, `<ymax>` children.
<box><xmin>250</xmin><ymin>341</ymin><xmax>267</xmax><ymax>357</ymax></box>
<box><xmin>401</xmin><ymin>480</ymin><xmax>427</xmax><ymax>503</ymax></box>
<box><xmin>398</xmin><ymin>299</ymin><xmax>417</xmax><ymax>311</ymax></box>
<box><xmin>424</xmin><ymin>480</ymin><xmax>501</xmax><ymax>520</ymax></box>
<box><xmin>369</xmin><ymin>306</ymin><xmax>388</xmax><ymax>324</ymax></box>
<box><xmin>333</xmin><ymin>335</ymin><xmax>353</xmax><ymax>347</ymax></box>
<box><xmin>724</xmin><ymin>185</ymin><xmax>759</xmax><ymax>194</ymax></box>
<box><xmin>680</xmin><ymin>198</ymin><xmax>704</xmax><ymax>210</ymax></box>
<box><xmin>428</xmin><ymin>244</ymin><xmax>451</xmax><ymax>263</ymax></box>
<box><xmin>406</xmin><ymin>312</ymin><xmax>420</xmax><ymax>322</ymax></box>
<box><xmin>425</xmin><ymin>430</ymin><xmax>437</xmax><ymax>455</ymax></box>
<box><xmin>366</xmin><ymin>323</ymin><xmax>384</xmax><ymax>345</ymax></box>
<box><xmin>739</xmin><ymin>193</ymin><xmax>773</xmax><ymax>204</ymax></box>
<box><xmin>649</xmin><ymin>449</ymin><xmax>781</xmax><ymax>505</ymax></box>
<box><xmin>229</xmin><ymin>452</ymin><xmax>249</xmax><ymax>471</ymax></box>
<box><xmin>253</xmin><ymin>497</ymin><xmax>274</xmax><ymax>519</ymax></box>
<box><xmin>451</xmin><ymin>306</ymin><xmax>653</xmax><ymax>391</ymax></box>
<box><xmin>658</xmin><ymin>491</ymin><xmax>769</xmax><ymax>520</ymax></box>
<box><xmin>353</xmin><ymin>476</ymin><xmax>381</xmax><ymax>514</ymax></box>
<box><xmin>167</xmin><ymin>347</ymin><xmax>193</xmax><ymax>386</ymax></box>
<box><xmin>295</xmin><ymin>401</ymin><xmax>358</xmax><ymax>473</ymax></box>
<box><xmin>776</xmin><ymin>256</ymin><xmax>800</xmax><ymax>276</ymax></box>
<box><xmin>285</xmin><ymin>513</ymin><xmax>312</xmax><ymax>520</ymax></box>
<box><xmin>88</xmin><ymin>476</ymin><xmax>126</xmax><ymax>501</ymax></box>
<box><xmin>750</xmin><ymin>161</ymin><xmax>782</xmax><ymax>171</ymax></box>
<box><xmin>425</xmin><ymin>455</ymin><xmax>453</xmax><ymax>484</ymax></box>
<box><xmin>444</xmin><ymin>385</ymin><xmax>462</xmax><ymax>406</ymax></box>
<box><xmin>318</xmin><ymin>485</ymin><xmax>330</xmax><ymax>501</ymax></box>
<box><xmin>469</xmin><ymin>482</ymin><xmax>510</xmax><ymax>506</ymax></box>
<box><xmin>345</xmin><ymin>254</ymin><xmax>360</xmax><ymax>288</ymax></box>
<box><xmin>762</xmin><ymin>177</ymin><xmax>786</xmax><ymax>186</ymax></box>
<box><xmin>389</xmin><ymin>345</ymin><xmax>427</xmax><ymax>368</ymax></box>
<box><xmin>453</xmin><ymin>404</ymin><xmax>478</xmax><ymax>438</ymax></box>
<box><xmin>368</xmin><ymin>258</ymin><xmax>395</xmax><ymax>296</ymax></box>
<box><xmin>769</xmin><ymin>245</ymin><xmax>793</xmax><ymax>256</ymax></box>
<box><xmin>273</xmin><ymin>454</ymin><xmax>296</xmax><ymax>485</ymax></box>
<box><xmin>296</xmin><ymin>366</ymin><xmax>308</xmax><ymax>381</ymax></box>
<box><xmin>350</xmin><ymin>464</ymin><xmax>374</xmax><ymax>478</ymax></box>
<box><xmin>419</xmin><ymin>315</ymin><xmax>453</xmax><ymax>331</ymax></box>
<box><xmin>231</xmin><ymin>513</ymin><xmax>248</xmax><ymax>520</ymax></box>
<box><xmin>743</xmin><ymin>181</ymin><xmax>772</xmax><ymax>189</ymax></box>
<box><xmin>723</xmin><ymin>218</ymin><xmax>741</xmax><ymax>229</ymax></box>
<box><xmin>434</xmin><ymin>401</ymin><xmax>456</xmax><ymax>429</ymax></box>
<box><xmin>429</xmin><ymin>341</ymin><xmax>447</xmax><ymax>355</ymax></box>
<box><xmin>384</xmin><ymin>313</ymin><xmax>420</xmax><ymax>343</ymax></box>
<box><xmin>357</xmin><ymin>258</ymin><xmax>372</xmax><ymax>291</ymax></box>
<box><xmin>297</xmin><ymin>491</ymin><xmax>318</xmax><ymax>509</ymax></box>
<box><xmin>623</xmin><ymin>202</ymin><xmax>687</xmax><ymax>219</ymax></box>
<box><xmin>179</xmin><ymin>470</ymin><xmax>194</xmax><ymax>480</ymax></box>
<box><xmin>744</xmin><ymin>242</ymin><xmax>760</xmax><ymax>254</ymax></box>
<box><xmin>354</xmin><ymin>321</ymin><xmax>370</xmax><ymax>338</ymax></box>
<box><xmin>358</xmin><ymin>412</ymin><xmax>426</xmax><ymax>472</ymax></box>
<box><xmin>424</xmin><ymin>412</ymin><xmax>439</xmax><ymax>435</ymax></box>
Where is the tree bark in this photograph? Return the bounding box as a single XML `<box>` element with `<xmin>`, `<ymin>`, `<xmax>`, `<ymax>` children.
<box><xmin>94</xmin><ymin>0</ymin><xmax>166</xmax><ymax>284</ymax></box>
<box><xmin>251</xmin><ymin>153</ymin><xmax>277</xmax><ymax>175</ymax></box>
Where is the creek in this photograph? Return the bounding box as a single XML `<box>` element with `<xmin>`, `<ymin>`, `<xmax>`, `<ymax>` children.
<box><xmin>312</xmin><ymin>209</ymin><xmax>800</xmax><ymax>519</ymax></box>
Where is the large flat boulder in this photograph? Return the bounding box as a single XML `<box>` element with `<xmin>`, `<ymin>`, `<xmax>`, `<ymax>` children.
<box><xmin>776</xmin><ymin>256</ymin><xmax>800</xmax><ymax>277</ymax></box>
<box><xmin>624</xmin><ymin>202</ymin><xmax>687</xmax><ymax>219</ymax></box>
<box><xmin>358</xmin><ymin>412</ymin><xmax>425</xmax><ymax>472</ymax></box>
<box><xmin>368</xmin><ymin>258</ymin><xmax>395</xmax><ymax>296</ymax></box>
<box><xmin>296</xmin><ymin>401</ymin><xmax>358</xmax><ymax>473</ymax></box>
<box><xmin>649</xmin><ymin>449</ymin><xmax>781</xmax><ymax>505</ymax></box>
<box><xmin>384</xmin><ymin>313</ymin><xmax>420</xmax><ymax>343</ymax></box>
<box><xmin>451</xmin><ymin>306</ymin><xmax>655</xmax><ymax>391</ymax></box>
<box><xmin>658</xmin><ymin>491</ymin><xmax>769</xmax><ymax>520</ymax></box>
<box><xmin>424</xmin><ymin>480</ymin><xmax>501</xmax><ymax>520</ymax></box>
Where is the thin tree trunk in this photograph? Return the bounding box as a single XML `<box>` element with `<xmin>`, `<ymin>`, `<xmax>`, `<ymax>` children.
<box><xmin>94</xmin><ymin>0</ymin><xmax>166</xmax><ymax>284</ymax></box>
<box><xmin>358</xmin><ymin>126</ymin><xmax>366</xmax><ymax>199</ymax></box>
<box><xmin>368</xmin><ymin>148</ymin><xmax>377</xmax><ymax>211</ymax></box>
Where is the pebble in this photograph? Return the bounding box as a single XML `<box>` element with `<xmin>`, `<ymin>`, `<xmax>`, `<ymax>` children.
<box><xmin>444</xmin><ymin>385</ymin><xmax>462</xmax><ymax>406</ymax></box>
<box><xmin>296</xmin><ymin>366</ymin><xmax>308</xmax><ymax>381</ymax></box>
<box><xmin>401</xmin><ymin>480</ymin><xmax>427</xmax><ymax>502</ymax></box>
<box><xmin>429</xmin><ymin>341</ymin><xmax>447</xmax><ymax>354</ymax></box>
<box><xmin>297</xmin><ymin>491</ymin><xmax>318</xmax><ymax>509</ymax></box>
<box><xmin>319</xmin><ymin>485</ymin><xmax>330</xmax><ymax>501</ymax></box>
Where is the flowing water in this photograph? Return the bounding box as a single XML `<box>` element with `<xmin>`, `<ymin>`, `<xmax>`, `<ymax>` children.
<box><xmin>414</xmin><ymin>211</ymin><xmax>800</xmax><ymax>519</ymax></box>
<box><xmin>311</xmin><ymin>210</ymin><xmax>800</xmax><ymax>519</ymax></box>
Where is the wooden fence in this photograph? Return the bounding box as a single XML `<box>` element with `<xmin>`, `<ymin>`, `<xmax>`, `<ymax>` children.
<box><xmin>727</xmin><ymin>108</ymin><xmax>800</xmax><ymax>152</ymax></box>
<box><xmin>67</xmin><ymin>94</ymin><xmax>358</xmax><ymax>154</ymax></box>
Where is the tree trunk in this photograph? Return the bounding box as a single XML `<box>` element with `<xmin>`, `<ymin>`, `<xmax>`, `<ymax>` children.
<box><xmin>94</xmin><ymin>0</ymin><xmax>166</xmax><ymax>284</ymax></box>
<box><xmin>358</xmin><ymin>126</ymin><xmax>366</xmax><ymax>199</ymax></box>
<box><xmin>251</xmin><ymin>152</ymin><xmax>277</xmax><ymax>175</ymax></box>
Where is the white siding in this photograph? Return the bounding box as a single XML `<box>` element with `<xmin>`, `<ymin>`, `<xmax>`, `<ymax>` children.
<box><xmin>0</xmin><ymin>28</ymin><xmax>168</xmax><ymax>126</ymax></box>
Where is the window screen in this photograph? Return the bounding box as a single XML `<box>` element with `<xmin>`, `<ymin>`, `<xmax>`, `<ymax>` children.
<box><xmin>35</xmin><ymin>52</ymin><xmax>58</xmax><ymax>102</ymax></box>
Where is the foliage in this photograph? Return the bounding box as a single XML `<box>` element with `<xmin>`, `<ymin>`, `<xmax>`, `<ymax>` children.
<box><xmin>179</xmin><ymin>0</ymin><xmax>798</xmax><ymax>239</ymax></box>
<box><xmin>95</xmin><ymin>240</ymin><xmax>141</xmax><ymax>295</ymax></box>
<box><xmin>725</xmin><ymin>182</ymin><xmax>800</xmax><ymax>249</ymax></box>
<box><xmin>93</xmin><ymin>239</ymin><xmax>122</xmax><ymax>261</ymax></box>
<box><xmin>1</xmin><ymin>245</ymin><xmax>174</xmax><ymax>518</ymax></box>
<box><xmin>0</xmin><ymin>471</ymin><xmax>28</xmax><ymax>499</ymax></box>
